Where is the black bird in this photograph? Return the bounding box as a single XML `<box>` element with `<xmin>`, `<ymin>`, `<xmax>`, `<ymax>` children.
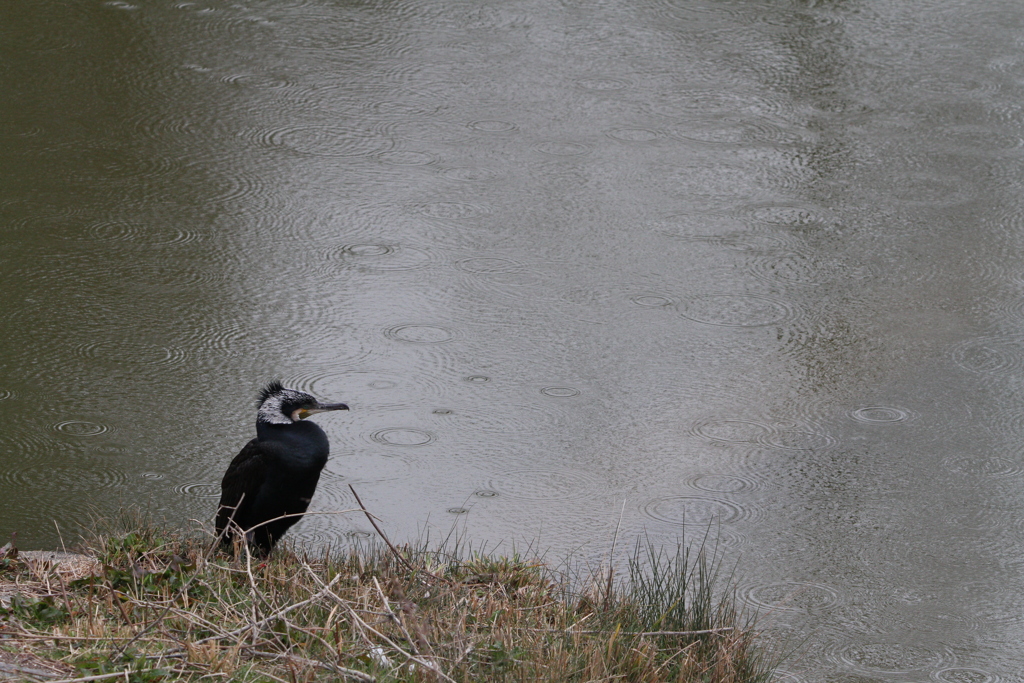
<box><xmin>216</xmin><ymin>381</ymin><xmax>349</xmax><ymax>555</ymax></box>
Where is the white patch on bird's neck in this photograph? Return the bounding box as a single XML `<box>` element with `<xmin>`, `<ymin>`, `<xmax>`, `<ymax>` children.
<box><xmin>257</xmin><ymin>394</ymin><xmax>293</xmax><ymax>425</ymax></box>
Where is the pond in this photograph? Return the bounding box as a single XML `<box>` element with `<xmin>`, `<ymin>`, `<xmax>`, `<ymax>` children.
<box><xmin>3</xmin><ymin>0</ymin><xmax>1024</xmax><ymax>678</ymax></box>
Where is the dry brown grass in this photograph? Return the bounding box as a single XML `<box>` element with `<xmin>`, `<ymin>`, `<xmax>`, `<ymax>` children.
<box><xmin>0</xmin><ymin>517</ymin><xmax>776</xmax><ymax>682</ymax></box>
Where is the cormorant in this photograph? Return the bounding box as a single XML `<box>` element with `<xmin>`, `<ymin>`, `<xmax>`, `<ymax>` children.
<box><xmin>216</xmin><ymin>381</ymin><xmax>348</xmax><ymax>555</ymax></box>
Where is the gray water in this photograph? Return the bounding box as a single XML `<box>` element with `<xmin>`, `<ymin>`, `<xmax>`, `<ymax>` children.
<box><xmin>3</xmin><ymin>0</ymin><xmax>1024</xmax><ymax>679</ymax></box>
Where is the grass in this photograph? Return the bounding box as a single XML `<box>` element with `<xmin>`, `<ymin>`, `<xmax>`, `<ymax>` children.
<box><xmin>0</xmin><ymin>513</ymin><xmax>778</xmax><ymax>682</ymax></box>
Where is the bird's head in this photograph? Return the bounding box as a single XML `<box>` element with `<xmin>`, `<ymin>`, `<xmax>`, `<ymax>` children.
<box><xmin>256</xmin><ymin>380</ymin><xmax>349</xmax><ymax>425</ymax></box>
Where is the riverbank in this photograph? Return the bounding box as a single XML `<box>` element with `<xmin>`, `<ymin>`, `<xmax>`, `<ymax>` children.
<box><xmin>0</xmin><ymin>520</ymin><xmax>777</xmax><ymax>682</ymax></box>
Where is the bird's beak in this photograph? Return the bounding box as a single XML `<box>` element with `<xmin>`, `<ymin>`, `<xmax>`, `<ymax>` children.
<box><xmin>295</xmin><ymin>402</ymin><xmax>349</xmax><ymax>420</ymax></box>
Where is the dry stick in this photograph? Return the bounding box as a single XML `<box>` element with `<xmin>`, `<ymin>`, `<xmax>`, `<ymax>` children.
<box><xmin>249</xmin><ymin>651</ymin><xmax>376</xmax><ymax>683</ymax></box>
<box><xmin>371</xmin><ymin>576</ymin><xmax>422</xmax><ymax>658</ymax></box>
<box><xmin>346</xmin><ymin>486</ymin><xmax>421</xmax><ymax>578</ymax></box>
<box><xmin>0</xmin><ymin>661</ymin><xmax>64</xmax><ymax>679</ymax></box>
<box><xmin>530</xmin><ymin>626</ymin><xmax>735</xmax><ymax>636</ymax></box>
<box><xmin>42</xmin><ymin>671</ymin><xmax>145</xmax><ymax>683</ymax></box>
<box><xmin>603</xmin><ymin>499</ymin><xmax>627</xmax><ymax>611</ymax></box>
<box><xmin>301</xmin><ymin>563</ymin><xmax>456</xmax><ymax>683</ymax></box>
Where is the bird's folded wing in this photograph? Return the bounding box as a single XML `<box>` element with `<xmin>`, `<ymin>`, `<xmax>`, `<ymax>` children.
<box><xmin>216</xmin><ymin>438</ymin><xmax>265</xmax><ymax>532</ymax></box>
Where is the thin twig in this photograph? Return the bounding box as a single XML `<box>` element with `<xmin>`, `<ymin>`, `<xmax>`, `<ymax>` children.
<box><xmin>346</xmin><ymin>486</ymin><xmax>422</xmax><ymax>578</ymax></box>
<box><xmin>526</xmin><ymin>626</ymin><xmax>735</xmax><ymax>636</ymax></box>
<box><xmin>43</xmin><ymin>671</ymin><xmax>142</xmax><ymax>683</ymax></box>
<box><xmin>371</xmin><ymin>576</ymin><xmax>419</xmax><ymax>657</ymax></box>
<box><xmin>249</xmin><ymin>650</ymin><xmax>376</xmax><ymax>682</ymax></box>
<box><xmin>604</xmin><ymin>499</ymin><xmax>627</xmax><ymax>611</ymax></box>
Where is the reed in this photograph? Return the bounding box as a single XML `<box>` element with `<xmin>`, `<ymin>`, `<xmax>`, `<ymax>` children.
<box><xmin>0</xmin><ymin>513</ymin><xmax>777</xmax><ymax>682</ymax></box>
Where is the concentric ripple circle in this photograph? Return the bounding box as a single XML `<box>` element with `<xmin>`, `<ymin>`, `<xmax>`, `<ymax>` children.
<box><xmin>849</xmin><ymin>406</ymin><xmax>913</xmax><ymax>423</ymax></box>
<box><xmin>52</xmin><ymin>420</ymin><xmax>108</xmax><ymax>436</ymax></box>
<box><xmin>370</xmin><ymin>428</ymin><xmax>436</xmax><ymax>447</ymax></box>
<box><xmin>540</xmin><ymin>386</ymin><xmax>580</xmax><ymax>398</ymax></box>
<box><xmin>251</xmin><ymin>124</ymin><xmax>393</xmax><ymax>157</ymax></box>
<box><xmin>686</xmin><ymin>473</ymin><xmax>764</xmax><ymax>493</ymax></box>
<box><xmin>535</xmin><ymin>141</ymin><xmax>591</xmax><ymax>156</ymax></box>
<box><xmin>678</xmin><ymin>294</ymin><xmax>795</xmax><ymax>327</ymax></box>
<box><xmin>329</xmin><ymin>243</ymin><xmax>434</xmax><ymax>271</ymax></box>
<box><xmin>757</xmin><ymin>429</ymin><xmax>836</xmax><ymax>451</ymax></box>
<box><xmin>741</xmin><ymin>581</ymin><xmax>841</xmax><ymax>613</ymax></box>
<box><xmin>951</xmin><ymin>337</ymin><xmax>1024</xmax><ymax>374</ymax></box>
<box><xmin>468</xmin><ymin>119</ymin><xmax>516</xmax><ymax>132</ymax></box>
<box><xmin>641</xmin><ymin>495</ymin><xmax>751</xmax><ymax>526</ymax></box>
<box><xmin>690</xmin><ymin>418</ymin><xmax>772</xmax><ymax>444</ymax></box>
<box><xmin>933</xmin><ymin>666</ymin><xmax>999</xmax><ymax>683</ymax></box>
<box><xmin>830</xmin><ymin>641</ymin><xmax>950</xmax><ymax>675</ymax></box>
<box><xmin>455</xmin><ymin>257</ymin><xmax>526</xmax><ymax>274</ymax></box>
<box><xmin>941</xmin><ymin>455</ymin><xmax>1024</xmax><ymax>478</ymax></box>
<box><xmin>174</xmin><ymin>483</ymin><xmax>221</xmax><ymax>499</ymax></box>
<box><xmin>383</xmin><ymin>324</ymin><xmax>456</xmax><ymax>344</ymax></box>
<box><xmin>630</xmin><ymin>294</ymin><xmax>674</xmax><ymax>307</ymax></box>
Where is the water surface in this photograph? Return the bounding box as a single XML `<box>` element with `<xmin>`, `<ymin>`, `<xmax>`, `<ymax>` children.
<box><xmin>3</xmin><ymin>0</ymin><xmax>1024</xmax><ymax>679</ymax></box>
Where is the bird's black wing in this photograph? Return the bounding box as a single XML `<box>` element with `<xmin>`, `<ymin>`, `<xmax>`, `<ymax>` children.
<box><xmin>215</xmin><ymin>438</ymin><xmax>265</xmax><ymax>537</ymax></box>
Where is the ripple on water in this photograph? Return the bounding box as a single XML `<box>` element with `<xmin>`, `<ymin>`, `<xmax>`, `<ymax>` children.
<box><xmin>174</xmin><ymin>483</ymin><xmax>221</xmax><ymax>499</ymax></box>
<box><xmin>369</xmin><ymin>428</ymin><xmax>436</xmax><ymax>447</ymax></box>
<box><xmin>51</xmin><ymin>420</ymin><xmax>109</xmax><ymax>437</ymax></box>
<box><xmin>645</xmin><ymin>91</ymin><xmax>772</xmax><ymax>119</ymax></box>
<box><xmin>62</xmin><ymin>220</ymin><xmax>204</xmax><ymax>246</ymax></box>
<box><xmin>679</xmin><ymin>294</ymin><xmax>797</xmax><ymax>327</ymax></box>
<box><xmin>243</xmin><ymin>124</ymin><xmax>394</xmax><ymax>157</ymax></box>
<box><xmin>605</xmin><ymin>127</ymin><xmax>662</xmax><ymax>143</ymax></box>
<box><xmin>889</xmin><ymin>174</ymin><xmax>968</xmax><ymax>207</ymax></box>
<box><xmin>951</xmin><ymin>337</ymin><xmax>1024</xmax><ymax>375</ymax></box>
<box><xmin>383</xmin><ymin>323</ymin><xmax>457</xmax><ymax>344</ymax></box>
<box><xmin>324</xmin><ymin>453</ymin><xmax>412</xmax><ymax>484</ymax></box>
<box><xmin>455</xmin><ymin>257</ymin><xmax>527</xmax><ymax>274</ymax></box>
<box><xmin>468</xmin><ymin>119</ymin><xmax>517</xmax><ymax>132</ymax></box>
<box><xmin>3</xmin><ymin>463</ymin><xmax>129</xmax><ymax>490</ymax></box>
<box><xmin>828</xmin><ymin>641</ymin><xmax>952</xmax><ymax>675</ymax></box>
<box><xmin>848</xmin><ymin>406</ymin><xmax>915</xmax><ymax>424</ymax></box>
<box><xmin>740</xmin><ymin>581</ymin><xmax>842</xmax><ymax>614</ymax></box>
<box><xmin>73</xmin><ymin>339</ymin><xmax>192</xmax><ymax>368</ymax></box>
<box><xmin>651</xmin><ymin>214</ymin><xmax>789</xmax><ymax>251</ymax></box>
<box><xmin>534</xmin><ymin>141</ymin><xmax>592</xmax><ymax>156</ymax></box>
<box><xmin>630</xmin><ymin>294</ymin><xmax>675</xmax><ymax>308</ymax></box>
<box><xmin>377</xmin><ymin>150</ymin><xmax>436</xmax><ymax>166</ymax></box>
<box><xmin>757</xmin><ymin>428</ymin><xmax>836</xmax><ymax>451</ymax></box>
<box><xmin>690</xmin><ymin>418</ymin><xmax>773</xmax><ymax>444</ymax></box>
<box><xmin>439</xmin><ymin>166</ymin><xmax>505</xmax><ymax>182</ymax></box>
<box><xmin>685</xmin><ymin>473</ymin><xmax>766</xmax><ymax>493</ymax></box>
<box><xmin>748</xmin><ymin>250</ymin><xmax>864</xmax><ymax>286</ymax></box>
<box><xmin>414</xmin><ymin>201</ymin><xmax>491</xmax><ymax>220</ymax></box>
<box><xmin>540</xmin><ymin>386</ymin><xmax>581</xmax><ymax>398</ymax></box>
<box><xmin>933</xmin><ymin>667</ymin><xmax>1000</xmax><ymax>683</ymax></box>
<box><xmin>640</xmin><ymin>495</ymin><xmax>755</xmax><ymax>526</ymax></box>
<box><xmin>488</xmin><ymin>468</ymin><xmax>600</xmax><ymax>501</ymax></box>
<box><xmin>941</xmin><ymin>454</ymin><xmax>1024</xmax><ymax>478</ymax></box>
<box><xmin>326</xmin><ymin>242</ymin><xmax>436</xmax><ymax>272</ymax></box>
<box><xmin>738</xmin><ymin>203</ymin><xmax>831</xmax><ymax>230</ymax></box>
